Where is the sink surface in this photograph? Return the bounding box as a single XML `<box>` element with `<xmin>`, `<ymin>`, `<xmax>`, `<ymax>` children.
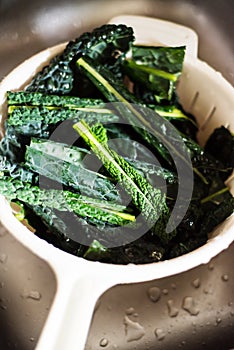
<box><xmin>0</xmin><ymin>1</ymin><xmax>234</xmax><ymax>349</ymax></box>
<box><xmin>0</xmin><ymin>0</ymin><xmax>233</xmax><ymax>86</ymax></box>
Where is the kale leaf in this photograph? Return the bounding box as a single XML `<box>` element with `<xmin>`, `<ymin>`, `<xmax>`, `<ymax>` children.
<box><xmin>7</xmin><ymin>91</ymin><xmax>119</xmax><ymax>139</ymax></box>
<box><xmin>124</xmin><ymin>45</ymin><xmax>185</xmax><ymax>104</ymax></box>
<box><xmin>73</xmin><ymin>120</ymin><xmax>174</xmax><ymax>243</ymax></box>
<box><xmin>205</xmin><ymin>126</ymin><xmax>234</xmax><ymax>176</ymax></box>
<box><xmin>0</xmin><ymin>175</ymin><xmax>135</xmax><ymax>226</ymax></box>
<box><xmin>26</xmin><ymin>24</ymin><xmax>134</xmax><ymax>96</ymax></box>
<box><xmin>25</xmin><ymin>138</ymin><xmax>121</xmax><ymax>202</ymax></box>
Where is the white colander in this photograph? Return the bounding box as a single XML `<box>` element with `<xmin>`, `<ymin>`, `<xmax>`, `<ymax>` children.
<box><xmin>0</xmin><ymin>15</ymin><xmax>233</xmax><ymax>350</ymax></box>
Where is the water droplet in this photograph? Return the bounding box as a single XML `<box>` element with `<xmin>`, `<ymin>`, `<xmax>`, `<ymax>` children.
<box><xmin>228</xmin><ymin>301</ymin><xmax>233</xmax><ymax>307</ymax></box>
<box><xmin>147</xmin><ymin>287</ymin><xmax>161</xmax><ymax>302</ymax></box>
<box><xmin>208</xmin><ymin>263</ymin><xmax>214</xmax><ymax>270</ymax></box>
<box><xmin>27</xmin><ymin>290</ymin><xmax>41</xmax><ymax>301</ymax></box>
<box><xmin>154</xmin><ymin>328</ymin><xmax>166</xmax><ymax>341</ymax></box>
<box><xmin>162</xmin><ymin>289</ymin><xmax>169</xmax><ymax>295</ymax></box>
<box><xmin>126</xmin><ymin>307</ymin><xmax>135</xmax><ymax>315</ymax></box>
<box><xmin>167</xmin><ymin>299</ymin><xmax>179</xmax><ymax>317</ymax></box>
<box><xmin>0</xmin><ymin>304</ymin><xmax>7</xmax><ymax>310</ymax></box>
<box><xmin>29</xmin><ymin>337</ymin><xmax>35</xmax><ymax>342</ymax></box>
<box><xmin>215</xmin><ymin>317</ymin><xmax>222</xmax><ymax>325</ymax></box>
<box><xmin>221</xmin><ymin>274</ymin><xmax>229</xmax><ymax>282</ymax></box>
<box><xmin>0</xmin><ymin>282</ymin><xmax>4</xmax><ymax>288</ymax></box>
<box><xmin>99</xmin><ymin>338</ymin><xmax>108</xmax><ymax>347</ymax></box>
<box><xmin>124</xmin><ymin>316</ymin><xmax>145</xmax><ymax>342</ymax></box>
<box><xmin>182</xmin><ymin>297</ymin><xmax>200</xmax><ymax>316</ymax></box>
<box><xmin>0</xmin><ymin>253</ymin><xmax>7</xmax><ymax>264</ymax></box>
<box><xmin>203</xmin><ymin>288</ymin><xmax>213</xmax><ymax>295</ymax></box>
<box><xmin>171</xmin><ymin>283</ymin><xmax>176</xmax><ymax>290</ymax></box>
<box><xmin>192</xmin><ymin>278</ymin><xmax>201</xmax><ymax>288</ymax></box>
<box><xmin>230</xmin><ymin>311</ymin><xmax>234</xmax><ymax>317</ymax></box>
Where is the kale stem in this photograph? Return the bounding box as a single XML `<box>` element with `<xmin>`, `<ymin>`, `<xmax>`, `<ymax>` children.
<box><xmin>193</xmin><ymin>167</ymin><xmax>208</xmax><ymax>185</ymax></box>
<box><xmin>125</xmin><ymin>60</ymin><xmax>179</xmax><ymax>82</ymax></box>
<box><xmin>200</xmin><ymin>187</ymin><xmax>229</xmax><ymax>204</ymax></box>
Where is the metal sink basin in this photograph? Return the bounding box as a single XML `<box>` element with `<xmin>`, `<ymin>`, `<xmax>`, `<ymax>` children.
<box><xmin>0</xmin><ymin>1</ymin><xmax>234</xmax><ymax>349</ymax></box>
<box><xmin>0</xmin><ymin>0</ymin><xmax>233</xmax><ymax>86</ymax></box>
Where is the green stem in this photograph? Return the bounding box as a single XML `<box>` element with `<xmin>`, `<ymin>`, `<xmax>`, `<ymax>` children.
<box><xmin>126</xmin><ymin>60</ymin><xmax>179</xmax><ymax>82</ymax></box>
<box><xmin>200</xmin><ymin>187</ymin><xmax>229</xmax><ymax>204</ymax></box>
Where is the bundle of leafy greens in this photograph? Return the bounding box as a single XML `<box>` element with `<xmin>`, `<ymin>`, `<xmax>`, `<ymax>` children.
<box><xmin>0</xmin><ymin>23</ymin><xmax>233</xmax><ymax>264</ymax></box>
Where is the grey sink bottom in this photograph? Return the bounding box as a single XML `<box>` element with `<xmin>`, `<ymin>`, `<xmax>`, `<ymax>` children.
<box><xmin>0</xmin><ymin>0</ymin><xmax>234</xmax><ymax>349</ymax></box>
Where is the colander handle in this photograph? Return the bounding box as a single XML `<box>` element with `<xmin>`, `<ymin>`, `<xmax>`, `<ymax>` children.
<box><xmin>108</xmin><ymin>15</ymin><xmax>198</xmax><ymax>60</ymax></box>
<box><xmin>35</xmin><ymin>258</ymin><xmax>117</xmax><ymax>350</ymax></box>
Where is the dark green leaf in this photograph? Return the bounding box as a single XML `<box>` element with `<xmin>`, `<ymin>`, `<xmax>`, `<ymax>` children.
<box><xmin>73</xmin><ymin>120</ymin><xmax>173</xmax><ymax>243</ymax></box>
<box><xmin>7</xmin><ymin>91</ymin><xmax>105</xmax><ymax>108</ymax></box>
<box><xmin>0</xmin><ymin>175</ymin><xmax>135</xmax><ymax>226</ymax></box>
<box><xmin>25</xmin><ymin>138</ymin><xmax>121</xmax><ymax>202</ymax></box>
<box><xmin>7</xmin><ymin>105</ymin><xmax>119</xmax><ymax>138</ymax></box>
<box><xmin>26</xmin><ymin>24</ymin><xmax>134</xmax><ymax>95</ymax></box>
<box><xmin>124</xmin><ymin>45</ymin><xmax>185</xmax><ymax>103</ymax></box>
<box><xmin>205</xmin><ymin>126</ymin><xmax>234</xmax><ymax>175</ymax></box>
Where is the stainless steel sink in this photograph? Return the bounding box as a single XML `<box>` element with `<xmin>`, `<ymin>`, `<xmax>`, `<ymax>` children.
<box><xmin>0</xmin><ymin>1</ymin><xmax>234</xmax><ymax>349</ymax></box>
<box><xmin>0</xmin><ymin>0</ymin><xmax>233</xmax><ymax>86</ymax></box>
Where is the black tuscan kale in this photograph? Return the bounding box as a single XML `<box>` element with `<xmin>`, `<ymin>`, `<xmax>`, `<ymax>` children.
<box><xmin>26</xmin><ymin>24</ymin><xmax>134</xmax><ymax>96</ymax></box>
<box><xmin>0</xmin><ymin>23</ymin><xmax>233</xmax><ymax>264</ymax></box>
